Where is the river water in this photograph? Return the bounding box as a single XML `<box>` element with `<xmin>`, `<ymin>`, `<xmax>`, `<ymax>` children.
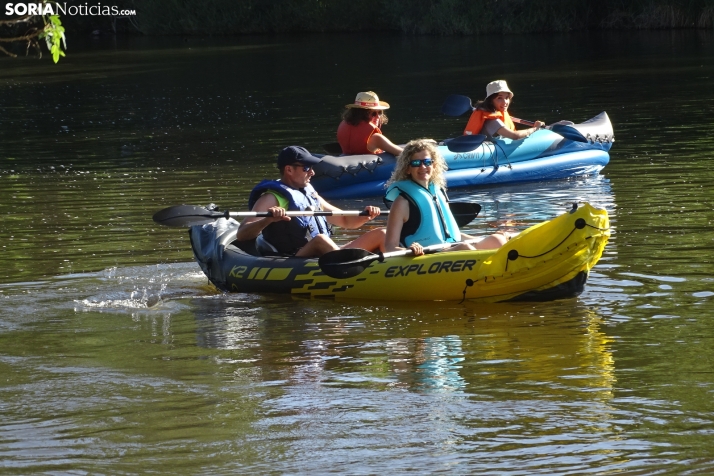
<box><xmin>1</xmin><ymin>31</ymin><xmax>714</xmax><ymax>474</ymax></box>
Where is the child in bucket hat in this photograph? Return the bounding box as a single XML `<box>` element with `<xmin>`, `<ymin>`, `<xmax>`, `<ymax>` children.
<box><xmin>464</xmin><ymin>80</ymin><xmax>545</xmax><ymax>140</ymax></box>
<box><xmin>337</xmin><ymin>91</ymin><xmax>403</xmax><ymax>156</ymax></box>
<box><xmin>485</xmin><ymin>80</ymin><xmax>513</xmax><ymax>99</ymax></box>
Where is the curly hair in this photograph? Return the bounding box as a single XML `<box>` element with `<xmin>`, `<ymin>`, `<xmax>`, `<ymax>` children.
<box><xmin>386</xmin><ymin>138</ymin><xmax>447</xmax><ymax>190</ymax></box>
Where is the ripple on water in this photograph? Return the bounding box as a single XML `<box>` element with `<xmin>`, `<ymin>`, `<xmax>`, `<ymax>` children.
<box><xmin>0</xmin><ymin>262</ymin><xmax>214</xmax><ymax>330</ymax></box>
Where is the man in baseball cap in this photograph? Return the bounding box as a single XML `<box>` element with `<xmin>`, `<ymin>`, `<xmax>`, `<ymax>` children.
<box><xmin>236</xmin><ymin>146</ymin><xmax>384</xmax><ymax>257</ymax></box>
<box><xmin>276</xmin><ymin>145</ymin><xmax>323</xmax><ymax>169</ymax></box>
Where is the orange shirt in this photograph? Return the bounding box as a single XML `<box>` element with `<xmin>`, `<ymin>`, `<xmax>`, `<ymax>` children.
<box><xmin>337</xmin><ymin>120</ymin><xmax>382</xmax><ymax>155</ymax></box>
<box><xmin>464</xmin><ymin>109</ymin><xmax>515</xmax><ymax>136</ymax></box>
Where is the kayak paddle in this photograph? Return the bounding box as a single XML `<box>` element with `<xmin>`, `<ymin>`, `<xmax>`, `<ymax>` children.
<box><xmin>441</xmin><ymin>94</ymin><xmax>474</xmax><ymax>116</ymax></box>
<box><xmin>318</xmin><ymin>238</ymin><xmax>485</xmax><ymax>279</ymax></box>
<box><xmin>448</xmin><ymin>202</ymin><xmax>482</xmax><ymax>227</ymax></box>
<box><xmin>154</xmin><ymin>205</ymin><xmax>382</xmax><ymax>227</ymax></box>
<box><xmin>153</xmin><ymin>202</ymin><xmax>481</xmax><ymax>228</ymax></box>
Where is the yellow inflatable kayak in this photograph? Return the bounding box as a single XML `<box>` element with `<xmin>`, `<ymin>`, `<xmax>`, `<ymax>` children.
<box><xmin>189</xmin><ymin>202</ymin><xmax>609</xmax><ymax>302</ymax></box>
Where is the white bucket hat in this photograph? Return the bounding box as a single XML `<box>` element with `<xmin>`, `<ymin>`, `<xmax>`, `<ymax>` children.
<box><xmin>345</xmin><ymin>91</ymin><xmax>390</xmax><ymax>110</ymax></box>
<box><xmin>485</xmin><ymin>80</ymin><xmax>513</xmax><ymax>99</ymax></box>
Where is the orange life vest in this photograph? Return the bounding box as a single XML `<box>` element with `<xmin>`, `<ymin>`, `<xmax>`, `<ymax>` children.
<box><xmin>464</xmin><ymin>109</ymin><xmax>515</xmax><ymax>136</ymax></box>
<box><xmin>337</xmin><ymin>120</ymin><xmax>383</xmax><ymax>155</ymax></box>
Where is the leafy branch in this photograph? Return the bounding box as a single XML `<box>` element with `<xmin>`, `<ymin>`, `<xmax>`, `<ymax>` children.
<box><xmin>0</xmin><ymin>2</ymin><xmax>67</xmax><ymax>62</ymax></box>
<box><xmin>39</xmin><ymin>14</ymin><xmax>66</xmax><ymax>63</ymax></box>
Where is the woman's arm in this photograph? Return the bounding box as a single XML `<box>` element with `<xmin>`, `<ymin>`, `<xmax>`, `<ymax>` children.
<box><xmin>384</xmin><ymin>197</ymin><xmax>408</xmax><ymax>252</ymax></box>
<box><xmin>384</xmin><ymin>196</ymin><xmax>424</xmax><ymax>255</ymax></box>
<box><xmin>496</xmin><ymin>125</ymin><xmax>535</xmax><ymax>140</ymax></box>
<box><xmin>496</xmin><ymin>120</ymin><xmax>546</xmax><ymax>140</ymax></box>
<box><xmin>368</xmin><ymin>133</ymin><xmax>403</xmax><ymax>156</ymax></box>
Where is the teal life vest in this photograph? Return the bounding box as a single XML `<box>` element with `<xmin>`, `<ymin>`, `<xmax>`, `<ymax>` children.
<box><xmin>385</xmin><ymin>180</ymin><xmax>461</xmax><ymax>247</ymax></box>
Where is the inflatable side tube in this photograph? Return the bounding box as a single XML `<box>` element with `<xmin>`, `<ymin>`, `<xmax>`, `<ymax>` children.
<box><xmin>444</xmin><ymin>150</ymin><xmax>609</xmax><ymax>189</ymax></box>
<box><xmin>311</xmin><ymin>153</ymin><xmax>397</xmax><ymax>192</ymax></box>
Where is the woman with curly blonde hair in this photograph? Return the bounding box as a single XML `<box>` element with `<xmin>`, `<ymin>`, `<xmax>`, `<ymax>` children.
<box><xmin>384</xmin><ymin>138</ymin><xmax>506</xmax><ymax>256</ymax></box>
<box><xmin>385</xmin><ymin>139</ymin><xmax>447</xmax><ymax>190</ymax></box>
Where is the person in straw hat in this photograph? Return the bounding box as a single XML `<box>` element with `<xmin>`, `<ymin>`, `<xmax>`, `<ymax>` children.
<box><xmin>464</xmin><ymin>80</ymin><xmax>545</xmax><ymax>140</ymax></box>
<box><xmin>337</xmin><ymin>91</ymin><xmax>404</xmax><ymax>156</ymax></box>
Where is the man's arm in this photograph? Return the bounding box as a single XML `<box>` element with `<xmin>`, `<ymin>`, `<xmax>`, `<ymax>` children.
<box><xmin>321</xmin><ymin>197</ymin><xmax>381</xmax><ymax>229</ymax></box>
<box><xmin>235</xmin><ymin>193</ymin><xmax>289</xmax><ymax>241</ymax></box>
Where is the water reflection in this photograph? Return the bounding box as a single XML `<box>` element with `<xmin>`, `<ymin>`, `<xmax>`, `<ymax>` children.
<box><xmin>190</xmin><ymin>296</ymin><xmax>616</xmax><ymax>401</ymax></box>
<box><xmin>178</xmin><ymin>296</ymin><xmax>629</xmax><ymax>472</ymax></box>
<box><xmin>2</xmin><ymin>254</ymin><xmax>709</xmax><ymax>473</ymax></box>
<box><xmin>1</xmin><ymin>258</ymin><xmax>621</xmax><ymax>408</ymax></box>
<box><xmin>413</xmin><ymin>336</ymin><xmax>467</xmax><ymax>393</ymax></box>
<box><xmin>3</xmin><ymin>30</ymin><xmax>714</xmax><ymax>473</ymax></box>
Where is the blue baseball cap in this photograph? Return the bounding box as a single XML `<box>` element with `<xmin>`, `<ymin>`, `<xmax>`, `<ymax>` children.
<box><xmin>277</xmin><ymin>146</ymin><xmax>322</xmax><ymax>168</ymax></box>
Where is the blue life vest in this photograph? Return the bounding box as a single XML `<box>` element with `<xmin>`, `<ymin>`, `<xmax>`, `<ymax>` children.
<box><xmin>385</xmin><ymin>180</ymin><xmax>461</xmax><ymax>247</ymax></box>
<box><xmin>248</xmin><ymin>180</ymin><xmax>330</xmax><ymax>255</ymax></box>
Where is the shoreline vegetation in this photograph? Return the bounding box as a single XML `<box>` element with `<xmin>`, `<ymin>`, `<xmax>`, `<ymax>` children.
<box><xmin>81</xmin><ymin>0</ymin><xmax>714</xmax><ymax>35</ymax></box>
<box><xmin>1</xmin><ymin>0</ymin><xmax>713</xmax><ymax>61</ymax></box>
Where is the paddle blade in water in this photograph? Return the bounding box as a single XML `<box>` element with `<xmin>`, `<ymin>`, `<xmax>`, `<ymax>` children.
<box><xmin>152</xmin><ymin>205</ymin><xmax>226</xmax><ymax>227</ymax></box>
<box><xmin>318</xmin><ymin>248</ymin><xmax>378</xmax><ymax>279</ymax></box>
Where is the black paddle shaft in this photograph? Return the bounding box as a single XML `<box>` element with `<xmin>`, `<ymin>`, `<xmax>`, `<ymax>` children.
<box><xmin>318</xmin><ymin>237</ymin><xmax>487</xmax><ymax>279</ymax></box>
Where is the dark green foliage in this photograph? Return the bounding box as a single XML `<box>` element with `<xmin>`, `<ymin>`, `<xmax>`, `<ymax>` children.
<box><xmin>67</xmin><ymin>0</ymin><xmax>714</xmax><ymax>35</ymax></box>
<box><xmin>127</xmin><ymin>0</ymin><xmax>385</xmax><ymax>34</ymax></box>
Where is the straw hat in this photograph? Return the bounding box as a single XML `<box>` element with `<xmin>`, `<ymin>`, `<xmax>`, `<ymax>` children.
<box><xmin>485</xmin><ymin>80</ymin><xmax>513</xmax><ymax>99</ymax></box>
<box><xmin>345</xmin><ymin>91</ymin><xmax>390</xmax><ymax>110</ymax></box>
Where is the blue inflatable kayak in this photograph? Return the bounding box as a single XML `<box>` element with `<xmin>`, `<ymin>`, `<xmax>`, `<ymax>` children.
<box><xmin>311</xmin><ymin>112</ymin><xmax>614</xmax><ymax>200</ymax></box>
